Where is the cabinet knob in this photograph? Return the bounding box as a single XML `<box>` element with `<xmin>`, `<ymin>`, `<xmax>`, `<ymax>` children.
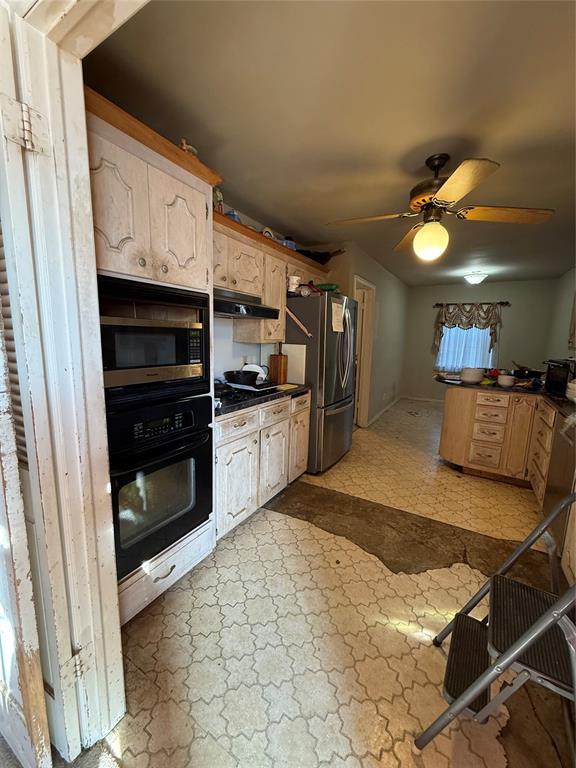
<box><xmin>266</xmin><ymin>433</ymin><xmax>270</xmax><ymax>439</ymax></box>
<box><xmin>161</xmin><ymin>264</ymin><xmax>169</xmax><ymax>274</ymax></box>
<box><xmin>232</xmin><ymin>278</ymin><xmax>237</xmax><ymax>285</ymax></box>
<box><xmin>138</xmin><ymin>257</ymin><xmax>147</xmax><ymax>267</ymax></box>
<box><xmin>222</xmin><ymin>275</ymin><xmax>227</xmax><ymax>281</ymax></box>
<box><xmin>253</xmin><ymin>439</ymin><xmax>258</xmax><ymax>445</ymax></box>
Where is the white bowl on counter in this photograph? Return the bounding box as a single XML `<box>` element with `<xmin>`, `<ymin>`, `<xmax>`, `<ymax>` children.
<box><xmin>497</xmin><ymin>374</ymin><xmax>516</xmax><ymax>388</ymax></box>
<box><xmin>460</xmin><ymin>368</ymin><xmax>485</xmax><ymax>384</ymax></box>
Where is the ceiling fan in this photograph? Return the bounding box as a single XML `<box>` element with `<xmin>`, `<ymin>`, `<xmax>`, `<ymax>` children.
<box><xmin>328</xmin><ymin>153</ymin><xmax>554</xmax><ymax>262</ymax></box>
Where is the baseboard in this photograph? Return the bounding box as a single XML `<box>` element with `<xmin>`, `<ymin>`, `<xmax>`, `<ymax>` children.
<box><xmin>367</xmin><ymin>397</ymin><xmax>399</xmax><ymax>425</ymax></box>
<box><xmin>399</xmin><ymin>396</ymin><xmax>444</xmax><ymax>404</ymax></box>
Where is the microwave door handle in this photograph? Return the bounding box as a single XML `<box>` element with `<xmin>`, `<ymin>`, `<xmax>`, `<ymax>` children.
<box><xmin>110</xmin><ymin>433</ymin><xmax>210</xmax><ymax>476</ymax></box>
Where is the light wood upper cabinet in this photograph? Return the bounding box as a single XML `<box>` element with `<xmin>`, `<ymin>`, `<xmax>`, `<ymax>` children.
<box><xmin>213</xmin><ymin>230</ymin><xmax>229</xmax><ymax>287</ymax></box>
<box><xmin>148</xmin><ymin>165</ymin><xmax>209</xmax><ymax>289</ymax></box>
<box><xmin>262</xmin><ymin>255</ymin><xmax>286</xmax><ymax>342</ymax></box>
<box><xmin>88</xmin><ymin>132</ymin><xmax>151</xmax><ymax>278</ymax></box>
<box><xmin>259</xmin><ymin>419</ymin><xmax>289</xmax><ymax>506</ymax></box>
<box><xmin>88</xmin><ymin>130</ymin><xmax>211</xmax><ymax>292</ymax></box>
<box><xmin>501</xmin><ymin>395</ymin><xmax>535</xmax><ymax>478</ymax></box>
<box><xmin>228</xmin><ymin>239</ymin><xmax>264</xmax><ymax>296</ymax></box>
<box><xmin>216</xmin><ymin>431</ymin><xmax>260</xmax><ymax>539</ymax></box>
<box><xmin>289</xmin><ymin>409</ymin><xmax>310</xmax><ymax>482</ymax></box>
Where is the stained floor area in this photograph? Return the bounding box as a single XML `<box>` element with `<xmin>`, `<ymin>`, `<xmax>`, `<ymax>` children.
<box><xmin>304</xmin><ymin>400</ymin><xmax>542</xmax><ymax>544</ymax></box>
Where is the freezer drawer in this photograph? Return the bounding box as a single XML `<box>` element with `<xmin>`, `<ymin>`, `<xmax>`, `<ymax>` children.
<box><xmin>309</xmin><ymin>396</ymin><xmax>354</xmax><ymax>474</ymax></box>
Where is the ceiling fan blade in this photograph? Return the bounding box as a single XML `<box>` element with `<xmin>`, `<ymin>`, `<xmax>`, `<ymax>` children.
<box><xmin>456</xmin><ymin>205</ymin><xmax>554</xmax><ymax>224</ymax></box>
<box><xmin>394</xmin><ymin>223</ymin><xmax>424</xmax><ymax>252</ymax></box>
<box><xmin>433</xmin><ymin>159</ymin><xmax>500</xmax><ymax>207</ymax></box>
<box><xmin>327</xmin><ymin>212</ymin><xmax>415</xmax><ymax>225</ymax></box>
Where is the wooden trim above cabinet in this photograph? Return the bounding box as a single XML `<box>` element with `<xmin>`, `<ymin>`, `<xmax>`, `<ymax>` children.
<box><xmin>84</xmin><ymin>87</ymin><xmax>223</xmax><ymax>187</ymax></box>
<box><xmin>213</xmin><ymin>211</ymin><xmax>330</xmax><ymax>274</ymax></box>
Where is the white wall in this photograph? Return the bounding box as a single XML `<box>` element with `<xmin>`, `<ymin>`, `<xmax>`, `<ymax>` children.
<box><xmin>546</xmin><ymin>267</ymin><xmax>575</xmax><ymax>359</ymax></box>
<box><xmin>401</xmin><ymin>278</ymin><xmax>559</xmax><ymax>400</ymax></box>
<box><xmin>213</xmin><ymin>317</ymin><xmax>275</xmax><ymax>380</ymax></box>
<box><xmin>329</xmin><ymin>243</ymin><xmax>406</xmax><ymax>420</ymax></box>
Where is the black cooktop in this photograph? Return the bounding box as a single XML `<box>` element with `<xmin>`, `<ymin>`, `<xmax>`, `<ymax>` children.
<box><xmin>214</xmin><ymin>381</ymin><xmax>308</xmax><ymax>416</ymax></box>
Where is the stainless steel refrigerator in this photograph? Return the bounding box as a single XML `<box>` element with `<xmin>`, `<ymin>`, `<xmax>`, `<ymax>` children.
<box><xmin>286</xmin><ymin>292</ymin><xmax>356</xmax><ymax>473</ymax></box>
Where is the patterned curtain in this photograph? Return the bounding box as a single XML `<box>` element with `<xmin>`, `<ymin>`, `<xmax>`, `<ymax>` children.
<box><xmin>432</xmin><ymin>303</ymin><xmax>503</xmax><ymax>355</ymax></box>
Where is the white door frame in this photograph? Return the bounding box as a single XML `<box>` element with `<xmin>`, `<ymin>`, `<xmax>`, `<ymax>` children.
<box><xmin>0</xmin><ymin>0</ymin><xmax>149</xmax><ymax>762</ymax></box>
<box><xmin>353</xmin><ymin>275</ymin><xmax>376</xmax><ymax>428</ymax></box>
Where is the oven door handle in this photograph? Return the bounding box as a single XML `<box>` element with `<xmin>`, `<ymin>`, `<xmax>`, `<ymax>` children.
<box><xmin>110</xmin><ymin>432</ymin><xmax>210</xmax><ymax>477</ymax></box>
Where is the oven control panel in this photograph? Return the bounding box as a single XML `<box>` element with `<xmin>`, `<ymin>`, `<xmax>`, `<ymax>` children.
<box><xmin>133</xmin><ymin>412</ymin><xmax>185</xmax><ymax>440</ymax></box>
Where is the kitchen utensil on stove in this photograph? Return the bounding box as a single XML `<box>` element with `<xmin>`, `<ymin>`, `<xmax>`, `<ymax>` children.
<box><xmin>224</xmin><ymin>369</ymin><xmax>259</xmax><ymax>386</ymax></box>
<box><xmin>242</xmin><ymin>363</ymin><xmax>269</xmax><ymax>384</ymax></box>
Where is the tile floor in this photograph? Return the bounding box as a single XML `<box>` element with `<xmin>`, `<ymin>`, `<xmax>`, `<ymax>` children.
<box><xmin>304</xmin><ymin>399</ymin><xmax>542</xmax><ymax>544</ymax></box>
<box><xmin>60</xmin><ymin>510</ymin><xmax>512</xmax><ymax>768</ymax></box>
<box><xmin>0</xmin><ymin>399</ymin><xmax>563</xmax><ymax>768</ymax></box>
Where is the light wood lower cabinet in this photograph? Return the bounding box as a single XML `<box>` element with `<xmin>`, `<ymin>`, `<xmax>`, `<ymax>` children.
<box><xmin>215</xmin><ymin>394</ymin><xmax>310</xmax><ymax>538</ymax></box>
<box><xmin>440</xmin><ymin>388</ymin><xmax>545</xmax><ymax>485</ymax></box>
<box><xmin>216</xmin><ymin>430</ymin><xmax>260</xmax><ymax>538</ymax></box>
<box><xmin>259</xmin><ymin>419</ymin><xmax>290</xmax><ymax>506</ymax></box>
<box><xmin>289</xmin><ymin>409</ymin><xmax>310</xmax><ymax>482</ymax></box>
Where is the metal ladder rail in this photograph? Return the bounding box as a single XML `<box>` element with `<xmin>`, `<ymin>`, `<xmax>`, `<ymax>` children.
<box><xmin>414</xmin><ymin>586</ymin><xmax>576</xmax><ymax>752</ymax></box>
<box><xmin>433</xmin><ymin>493</ymin><xmax>576</xmax><ymax>648</ymax></box>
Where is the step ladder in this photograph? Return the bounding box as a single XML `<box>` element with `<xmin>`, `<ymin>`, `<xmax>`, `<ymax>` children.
<box><xmin>414</xmin><ymin>493</ymin><xmax>576</xmax><ymax>755</ymax></box>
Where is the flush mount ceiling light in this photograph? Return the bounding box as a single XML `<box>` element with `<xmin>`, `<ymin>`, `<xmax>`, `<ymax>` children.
<box><xmin>464</xmin><ymin>272</ymin><xmax>488</xmax><ymax>284</ymax></box>
<box><xmin>412</xmin><ymin>220</ymin><xmax>449</xmax><ymax>262</ymax></box>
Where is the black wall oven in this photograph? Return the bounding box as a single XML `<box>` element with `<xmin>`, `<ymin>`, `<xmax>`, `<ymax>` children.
<box><xmin>98</xmin><ymin>275</ymin><xmax>210</xmax><ymax>396</ymax></box>
<box><xmin>107</xmin><ymin>394</ymin><xmax>213</xmax><ymax>580</ymax></box>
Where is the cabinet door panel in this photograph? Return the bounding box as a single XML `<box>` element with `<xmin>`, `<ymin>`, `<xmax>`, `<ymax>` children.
<box><xmin>289</xmin><ymin>409</ymin><xmax>310</xmax><ymax>482</ymax></box>
<box><xmin>88</xmin><ymin>132</ymin><xmax>151</xmax><ymax>277</ymax></box>
<box><xmin>148</xmin><ymin>165</ymin><xmax>209</xmax><ymax>290</ymax></box>
<box><xmin>502</xmin><ymin>396</ymin><xmax>535</xmax><ymax>478</ymax></box>
<box><xmin>213</xmin><ymin>230</ymin><xmax>229</xmax><ymax>287</ymax></box>
<box><xmin>216</xmin><ymin>432</ymin><xmax>260</xmax><ymax>539</ymax></box>
<box><xmin>259</xmin><ymin>420</ymin><xmax>289</xmax><ymax>505</ymax></box>
<box><xmin>262</xmin><ymin>255</ymin><xmax>286</xmax><ymax>342</ymax></box>
<box><xmin>228</xmin><ymin>239</ymin><xmax>263</xmax><ymax>295</ymax></box>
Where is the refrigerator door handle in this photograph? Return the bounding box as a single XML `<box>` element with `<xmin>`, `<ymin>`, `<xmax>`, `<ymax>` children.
<box><xmin>342</xmin><ymin>307</ymin><xmax>353</xmax><ymax>389</ymax></box>
<box><xmin>325</xmin><ymin>398</ymin><xmax>354</xmax><ymax>416</ymax></box>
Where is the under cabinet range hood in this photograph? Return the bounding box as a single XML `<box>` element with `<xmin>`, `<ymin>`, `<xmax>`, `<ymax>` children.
<box><xmin>213</xmin><ymin>289</ymin><xmax>279</xmax><ymax>319</ymax></box>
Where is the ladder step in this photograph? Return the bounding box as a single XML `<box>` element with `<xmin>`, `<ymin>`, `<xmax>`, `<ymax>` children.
<box><xmin>489</xmin><ymin>575</ymin><xmax>572</xmax><ymax>693</ymax></box>
<box><xmin>444</xmin><ymin>613</ymin><xmax>491</xmax><ymax>714</ymax></box>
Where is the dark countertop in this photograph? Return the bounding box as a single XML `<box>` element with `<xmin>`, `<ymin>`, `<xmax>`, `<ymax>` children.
<box><xmin>434</xmin><ymin>376</ymin><xmax>575</xmax><ymax>417</ymax></box>
<box><xmin>215</xmin><ymin>384</ymin><xmax>309</xmax><ymax>418</ymax></box>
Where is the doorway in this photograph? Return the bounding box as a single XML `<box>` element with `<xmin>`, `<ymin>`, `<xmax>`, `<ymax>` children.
<box><xmin>353</xmin><ymin>276</ymin><xmax>376</xmax><ymax>428</ymax></box>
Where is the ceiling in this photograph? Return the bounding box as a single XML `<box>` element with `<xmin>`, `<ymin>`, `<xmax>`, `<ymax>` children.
<box><xmin>84</xmin><ymin>1</ymin><xmax>575</xmax><ymax>286</ymax></box>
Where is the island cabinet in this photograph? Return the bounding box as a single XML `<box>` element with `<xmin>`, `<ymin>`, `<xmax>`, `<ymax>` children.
<box><xmin>440</xmin><ymin>387</ymin><xmax>538</xmax><ymax>481</ymax></box>
<box><xmin>87</xmin><ymin>111</ymin><xmax>215</xmax><ymax>292</ymax></box>
<box><xmin>214</xmin><ymin>393</ymin><xmax>310</xmax><ymax>538</ymax></box>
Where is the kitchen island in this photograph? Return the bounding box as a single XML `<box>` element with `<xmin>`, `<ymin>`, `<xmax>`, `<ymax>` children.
<box><xmin>437</xmin><ymin>379</ymin><xmax>574</xmax><ymax>506</ymax></box>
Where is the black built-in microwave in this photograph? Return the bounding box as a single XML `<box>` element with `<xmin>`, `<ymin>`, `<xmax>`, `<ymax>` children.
<box><xmin>98</xmin><ymin>275</ymin><xmax>210</xmax><ymax>398</ymax></box>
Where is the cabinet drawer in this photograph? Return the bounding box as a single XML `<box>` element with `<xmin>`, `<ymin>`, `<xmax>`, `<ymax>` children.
<box><xmin>537</xmin><ymin>398</ymin><xmax>556</xmax><ymax>429</ymax></box>
<box><xmin>260</xmin><ymin>399</ymin><xmax>291</xmax><ymax>428</ymax></box>
<box><xmin>118</xmin><ymin>524</ymin><xmax>213</xmax><ymax>624</ymax></box>
<box><xmin>468</xmin><ymin>442</ymin><xmax>502</xmax><ymax>468</ymax></box>
<box><xmin>476</xmin><ymin>392</ymin><xmax>510</xmax><ymax>408</ymax></box>
<box><xmin>291</xmin><ymin>392</ymin><xmax>311</xmax><ymax>414</ymax></box>
<box><xmin>216</xmin><ymin>409</ymin><xmax>260</xmax><ymax>444</ymax></box>
<box><xmin>472</xmin><ymin>422</ymin><xmax>505</xmax><ymax>444</ymax></box>
<box><xmin>474</xmin><ymin>405</ymin><xmax>508</xmax><ymax>424</ymax></box>
<box><xmin>533</xmin><ymin>414</ymin><xmax>553</xmax><ymax>453</ymax></box>
<box><xmin>529</xmin><ymin>461</ymin><xmax>545</xmax><ymax>506</ymax></box>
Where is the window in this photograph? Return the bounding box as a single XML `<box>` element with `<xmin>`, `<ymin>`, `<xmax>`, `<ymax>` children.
<box><xmin>434</xmin><ymin>325</ymin><xmax>494</xmax><ymax>372</ymax></box>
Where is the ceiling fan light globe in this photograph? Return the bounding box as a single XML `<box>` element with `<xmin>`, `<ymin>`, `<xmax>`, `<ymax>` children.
<box><xmin>413</xmin><ymin>222</ymin><xmax>449</xmax><ymax>262</ymax></box>
<box><xmin>464</xmin><ymin>272</ymin><xmax>488</xmax><ymax>284</ymax></box>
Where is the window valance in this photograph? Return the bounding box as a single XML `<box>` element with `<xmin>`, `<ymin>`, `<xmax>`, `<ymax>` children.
<box><xmin>432</xmin><ymin>302</ymin><xmax>503</xmax><ymax>355</ymax></box>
